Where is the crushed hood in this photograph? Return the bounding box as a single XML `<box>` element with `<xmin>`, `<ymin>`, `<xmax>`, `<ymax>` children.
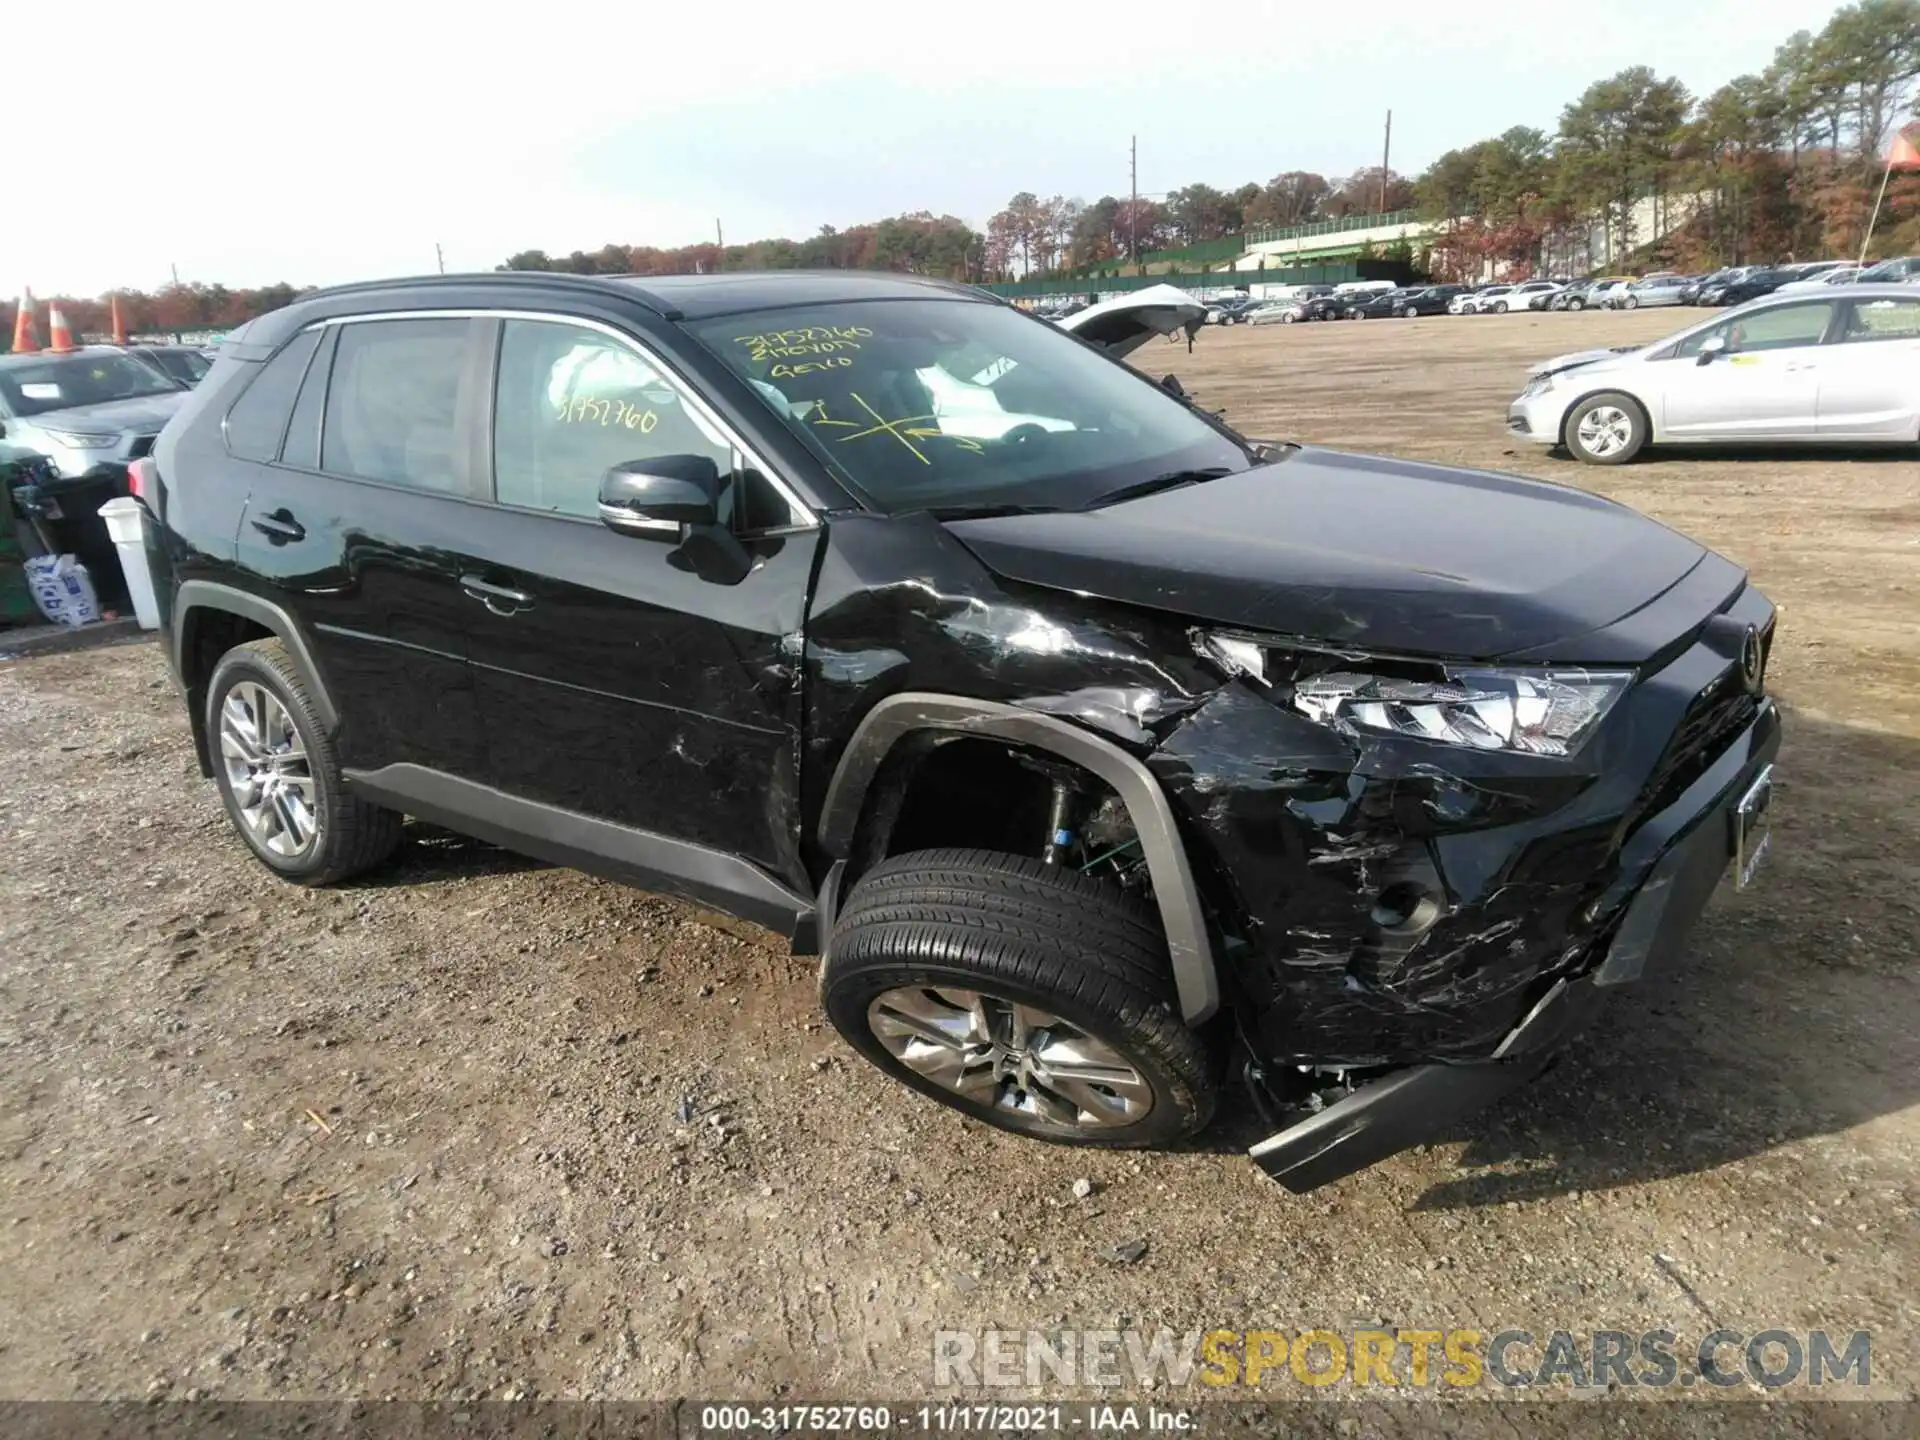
<box><xmin>1058</xmin><ymin>284</ymin><xmax>1207</xmax><ymax>358</ymax></box>
<box><xmin>944</xmin><ymin>448</ymin><xmax>1717</xmax><ymax>661</ymax></box>
<box><xmin>1525</xmin><ymin>344</ymin><xmax>1645</xmax><ymax>379</ymax></box>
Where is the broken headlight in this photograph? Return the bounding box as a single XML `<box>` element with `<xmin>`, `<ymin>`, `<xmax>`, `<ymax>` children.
<box><xmin>1290</xmin><ymin>669</ymin><xmax>1630</xmax><ymax>756</ymax></box>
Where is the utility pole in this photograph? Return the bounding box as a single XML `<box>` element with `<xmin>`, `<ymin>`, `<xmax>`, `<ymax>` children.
<box><xmin>1379</xmin><ymin>110</ymin><xmax>1392</xmax><ymax>214</ymax></box>
<box><xmin>170</xmin><ymin>262</ymin><xmax>179</xmax><ymax>287</ymax></box>
<box><xmin>1128</xmin><ymin>134</ymin><xmax>1138</xmax><ymax>266</ymax></box>
<box><xmin>435</xmin><ymin>242</ymin><xmax>445</xmax><ymax>275</ymax></box>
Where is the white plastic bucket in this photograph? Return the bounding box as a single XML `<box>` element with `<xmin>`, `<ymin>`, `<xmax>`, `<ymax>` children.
<box><xmin>97</xmin><ymin>497</ymin><xmax>161</xmax><ymax>631</ymax></box>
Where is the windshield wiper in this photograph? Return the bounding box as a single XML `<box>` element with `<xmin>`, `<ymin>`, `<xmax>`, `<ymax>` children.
<box><xmin>926</xmin><ymin>502</ymin><xmax>1067</xmax><ymax>520</ymax></box>
<box><xmin>1079</xmin><ymin>466</ymin><xmax>1235</xmax><ymax>511</ymax></box>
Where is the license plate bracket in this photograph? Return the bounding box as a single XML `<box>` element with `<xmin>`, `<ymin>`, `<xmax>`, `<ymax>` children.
<box><xmin>1732</xmin><ymin>765</ymin><xmax>1773</xmax><ymax>890</ymax></box>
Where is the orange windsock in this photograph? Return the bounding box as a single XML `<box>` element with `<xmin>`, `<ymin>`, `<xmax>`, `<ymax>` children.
<box><xmin>47</xmin><ymin>303</ymin><xmax>75</xmax><ymax>352</ymax></box>
<box><xmin>1890</xmin><ymin>121</ymin><xmax>1920</xmax><ymax>172</ymax></box>
<box><xmin>10</xmin><ymin>288</ymin><xmax>40</xmax><ymax>353</ymax></box>
<box><xmin>110</xmin><ymin>294</ymin><xmax>127</xmax><ymax>345</ymax></box>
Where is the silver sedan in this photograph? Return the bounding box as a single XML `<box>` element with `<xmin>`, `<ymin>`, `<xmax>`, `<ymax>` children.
<box><xmin>1506</xmin><ymin>284</ymin><xmax>1920</xmax><ymax>464</ymax></box>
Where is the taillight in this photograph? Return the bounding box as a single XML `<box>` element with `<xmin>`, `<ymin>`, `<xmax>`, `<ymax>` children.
<box><xmin>127</xmin><ymin>457</ymin><xmax>157</xmax><ymax>504</ymax></box>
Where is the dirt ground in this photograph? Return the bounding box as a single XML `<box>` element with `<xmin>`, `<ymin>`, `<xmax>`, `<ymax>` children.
<box><xmin>1</xmin><ymin>311</ymin><xmax>1915</xmax><ymax>1410</ymax></box>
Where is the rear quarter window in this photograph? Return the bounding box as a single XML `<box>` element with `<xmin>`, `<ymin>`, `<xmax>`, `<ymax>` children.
<box><xmin>223</xmin><ymin>330</ymin><xmax>322</xmax><ymax>462</ymax></box>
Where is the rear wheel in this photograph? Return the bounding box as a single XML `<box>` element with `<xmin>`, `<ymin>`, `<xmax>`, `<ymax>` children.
<box><xmin>1568</xmin><ymin>298</ymin><xmax>1584</xmax><ymax>311</ymax></box>
<box><xmin>1493</xmin><ymin>301</ymin><xmax>1509</xmax><ymax>314</ymax></box>
<box><xmin>206</xmin><ymin>639</ymin><xmax>402</xmax><ymax>883</ymax></box>
<box><xmin>1564</xmin><ymin>391</ymin><xmax>1649</xmax><ymax>466</ymax></box>
<box><xmin>823</xmin><ymin>849</ymin><xmax>1217</xmax><ymax>1148</ymax></box>
<box><xmin>1625</xmin><ymin>296</ymin><xmax>1640</xmax><ymax>310</ymax></box>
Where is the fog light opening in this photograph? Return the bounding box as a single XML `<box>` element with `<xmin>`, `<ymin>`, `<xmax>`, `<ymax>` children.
<box><xmin>1371</xmin><ymin>882</ymin><xmax>1441</xmax><ymax>936</ymax></box>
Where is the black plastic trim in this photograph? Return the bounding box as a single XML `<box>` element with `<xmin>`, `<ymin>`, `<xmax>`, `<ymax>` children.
<box><xmin>818</xmin><ymin>693</ymin><xmax>1219</xmax><ymax>1024</ymax></box>
<box><xmin>343</xmin><ymin>762</ymin><xmax>812</xmax><ymax>940</ymax></box>
<box><xmin>172</xmin><ymin>580</ymin><xmax>338</xmax><ymax>731</ymax></box>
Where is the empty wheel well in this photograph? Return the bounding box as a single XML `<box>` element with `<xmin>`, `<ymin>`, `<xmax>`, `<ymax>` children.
<box><xmin>845</xmin><ymin>737</ymin><xmax>1144</xmax><ymax>891</ymax></box>
<box><xmin>178</xmin><ymin>608</ymin><xmax>274</xmax><ymax>776</ymax></box>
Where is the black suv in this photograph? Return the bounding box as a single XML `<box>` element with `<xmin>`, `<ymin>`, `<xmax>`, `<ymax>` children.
<box><xmin>140</xmin><ymin>271</ymin><xmax>1780</xmax><ymax>1192</ymax></box>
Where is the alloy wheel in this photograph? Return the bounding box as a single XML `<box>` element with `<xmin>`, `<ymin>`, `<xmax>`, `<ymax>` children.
<box><xmin>1575</xmin><ymin>405</ymin><xmax>1634</xmax><ymax>459</ymax></box>
<box><xmin>218</xmin><ymin>682</ymin><xmax>319</xmax><ymax>858</ymax></box>
<box><xmin>866</xmin><ymin>985</ymin><xmax>1153</xmax><ymax>1131</ymax></box>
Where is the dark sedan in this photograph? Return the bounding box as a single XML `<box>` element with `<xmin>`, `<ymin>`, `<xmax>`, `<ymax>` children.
<box><xmin>1301</xmin><ymin>294</ymin><xmax>1347</xmax><ymax>322</ymax></box>
<box><xmin>1344</xmin><ymin>288</ymin><xmax>1417</xmax><ymax>319</ymax></box>
<box><xmin>1714</xmin><ymin>270</ymin><xmax>1793</xmax><ymax>306</ymax></box>
<box><xmin>1395</xmin><ymin>284</ymin><xmax>1467</xmax><ymax>316</ymax></box>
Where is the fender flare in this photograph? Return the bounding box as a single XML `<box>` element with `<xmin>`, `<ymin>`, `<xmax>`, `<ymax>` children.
<box><xmin>818</xmin><ymin>693</ymin><xmax>1220</xmax><ymax>1025</ymax></box>
<box><xmin>172</xmin><ymin>580</ymin><xmax>339</xmax><ymax>732</ymax></box>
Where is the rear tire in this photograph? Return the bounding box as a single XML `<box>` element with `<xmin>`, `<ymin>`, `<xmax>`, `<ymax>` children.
<box><xmin>1493</xmin><ymin>301</ymin><xmax>1509</xmax><ymax>314</ymax></box>
<box><xmin>1625</xmin><ymin>296</ymin><xmax>1639</xmax><ymax>310</ymax></box>
<box><xmin>822</xmin><ymin>848</ymin><xmax>1217</xmax><ymax>1149</ymax></box>
<box><xmin>206</xmin><ymin>639</ymin><xmax>402</xmax><ymax>884</ymax></box>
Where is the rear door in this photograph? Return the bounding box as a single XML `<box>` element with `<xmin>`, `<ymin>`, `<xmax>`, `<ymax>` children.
<box><xmin>1658</xmin><ymin>301</ymin><xmax>1835</xmax><ymax>439</ymax></box>
<box><xmin>456</xmin><ymin>314</ymin><xmax>822</xmax><ymax>891</ymax></box>
<box><xmin>234</xmin><ymin>315</ymin><xmax>493</xmax><ymax>778</ymax></box>
<box><xmin>1817</xmin><ymin>294</ymin><xmax>1920</xmax><ymax>438</ymax></box>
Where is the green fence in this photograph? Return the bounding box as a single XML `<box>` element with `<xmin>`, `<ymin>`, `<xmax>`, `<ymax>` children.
<box><xmin>979</xmin><ymin>261</ymin><xmax>1386</xmax><ymax>300</ymax></box>
<box><xmin>1247</xmin><ymin>208</ymin><xmax>1422</xmax><ymax>246</ymax></box>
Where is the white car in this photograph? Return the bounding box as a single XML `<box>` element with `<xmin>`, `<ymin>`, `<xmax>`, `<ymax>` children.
<box><xmin>1463</xmin><ymin>285</ymin><xmax>1516</xmax><ymax>314</ymax></box>
<box><xmin>1585</xmin><ymin>280</ymin><xmax>1633</xmax><ymax>309</ymax></box>
<box><xmin>1506</xmin><ymin>284</ymin><xmax>1920</xmax><ymax>464</ymax></box>
<box><xmin>1483</xmin><ymin>283</ymin><xmax>1560</xmax><ymax>313</ymax></box>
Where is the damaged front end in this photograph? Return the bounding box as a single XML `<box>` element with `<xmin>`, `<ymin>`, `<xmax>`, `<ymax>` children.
<box><xmin>806</xmin><ymin>499</ymin><xmax>1780</xmax><ymax>1193</ymax></box>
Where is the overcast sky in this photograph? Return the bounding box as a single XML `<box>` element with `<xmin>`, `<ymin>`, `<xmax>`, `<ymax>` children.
<box><xmin>14</xmin><ymin>0</ymin><xmax>1838</xmax><ymax>296</ymax></box>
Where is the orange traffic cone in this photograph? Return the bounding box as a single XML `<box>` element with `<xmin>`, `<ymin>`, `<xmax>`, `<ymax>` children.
<box><xmin>10</xmin><ymin>288</ymin><xmax>40</xmax><ymax>353</ymax></box>
<box><xmin>47</xmin><ymin>302</ymin><xmax>75</xmax><ymax>352</ymax></box>
<box><xmin>110</xmin><ymin>294</ymin><xmax>127</xmax><ymax>345</ymax></box>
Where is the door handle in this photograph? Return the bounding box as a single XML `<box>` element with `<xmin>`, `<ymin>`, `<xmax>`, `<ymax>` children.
<box><xmin>250</xmin><ymin>509</ymin><xmax>305</xmax><ymax>543</ymax></box>
<box><xmin>1783</xmin><ymin>361</ymin><xmax>1817</xmax><ymax>373</ymax></box>
<box><xmin>460</xmin><ymin>574</ymin><xmax>534</xmax><ymax>615</ymax></box>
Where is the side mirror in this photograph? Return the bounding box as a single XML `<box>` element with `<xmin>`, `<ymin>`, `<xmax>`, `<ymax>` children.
<box><xmin>1696</xmin><ymin>335</ymin><xmax>1728</xmax><ymax>366</ymax></box>
<box><xmin>596</xmin><ymin>454</ymin><xmax>753</xmax><ymax>586</ymax></box>
<box><xmin>597</xmin><ymin>454</ymin><xmax>721</xmax><ymax>532</ymax></box>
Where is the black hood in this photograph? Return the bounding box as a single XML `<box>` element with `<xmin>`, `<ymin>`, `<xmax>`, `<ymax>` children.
<box><xmin>943</xmin><ymin>448</ymin><xmax>1718</xmax><ymax>661</ymax></box>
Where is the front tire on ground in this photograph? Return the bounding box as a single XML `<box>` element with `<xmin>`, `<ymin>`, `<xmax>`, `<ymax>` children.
<box><xmin>1563</xmin><ymin>391</ymin><xmax>1650</xmax><ymax>465</ymax></box>
<box><xmin>206</xmin><ymin>638</ymin><xmax>402</xmax><ymax>884</ymax></box>
<box><xmin>822</xmin><ymin>848</ymin><xmax>1217</xmax><ymax>1149</ymax></box>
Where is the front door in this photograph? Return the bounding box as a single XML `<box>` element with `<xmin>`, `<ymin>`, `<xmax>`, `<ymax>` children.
<box><xmin>458</xmin><ymin>316</ymin><xmax>821</xmax><ymax>890</ymax></box>
<box><xmin>1817</xmin><ymin>294</ymin><xmax>1920</xmax><ymax>438</ymax></box>
<box><xmin>1659</xmin><ymin>300</ymin><xmax>1834</xmax><ymax>439</ymax></box>
<box><xmin>235</xmin><ymin>316</ymin><xmax>494</xmax><ymax>781</ymax></box>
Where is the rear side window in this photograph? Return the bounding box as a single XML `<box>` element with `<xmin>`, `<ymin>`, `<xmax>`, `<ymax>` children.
<box><xmin>281</xmin><ymin>327</ymin><xmax>337</xmax><ymax>471</ymax></box>
<box><xmin>320</xmin><ymin>319</ymin><xmax>472</xmax><ymax>491</ymax></box>
<box><xmin>223</xmin><ymin>330</ymin><xmax>321</xmax><ymax>462</ymax></box>
<box><xmin>1840</xmin><ymin>296</ymin><xmax>1920</xmax><ymax>343</ymax></box>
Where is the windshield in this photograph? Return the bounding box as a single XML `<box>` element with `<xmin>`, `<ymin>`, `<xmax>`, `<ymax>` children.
<box><xmin>689</xmin><ymin>299</ymin><xmax>1250</xmax><ymax>515</ymax></box>
<box><xmin>0</xmin><ymin>351</ymin><xmax>177</xmax><ymax>417</ymax></box>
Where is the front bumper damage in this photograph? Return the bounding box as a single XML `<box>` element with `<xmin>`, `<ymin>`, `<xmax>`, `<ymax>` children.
<box><xmin>1248</xmin><ymin>697</ymin><xmax>1780</xmax><ymax>1192</ymax></box>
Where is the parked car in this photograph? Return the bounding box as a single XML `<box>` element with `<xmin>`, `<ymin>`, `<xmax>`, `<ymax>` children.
<box><xmin>1396</xmin><ymin>284</ymin><xmax>1467</xmax><ymax>317</ymax></box>
<box><xmin>1462</xmin><ymin>285</ymin><xmax>1516</xmax><ymax>314</ymax></box>
<box><xmin>1776</xmin><ymin>264</ymin><xmax>1864</xmax><ymax>294</ymax></box>
<box><xmin>1204</xmin><ymin>296</ymin><xmax>1259</xmax><ymax>325</ymax></box>
<box><xmin>1248</xmin><ymin>299</ymin><xmax>1309</xmax><ymax>325</ymax></box>
<box><xmin>1300</xmin><ymin>294</ymin><xmax>1348</xmax><ymax>322</ymax></box>
<box><xmin>0</xmin><ymin>347</ymin><xmax>189</xmax><ymax>479</ymax></box>
<box><xmin>1695</xmin><ymin>268</ymin><xmax>1773</xmax><ymax>305</ymax></box>
<box><xmin>1714</xmin><ymin>270</ymin><xmax>1795</xmax><ymax>306</ymax></box>
<box><xmin>1343</xmin><ymin>288</ymin><xmax>1417</xmax><ymax>319</ymax></box>
<box><xmin>126</xmin><ymin>344</ymin><xmax>215</xmax><ymax>388</ymax></box>
<box><xmin>1509</xmin><ymin>283</ymin><xmax>1920</xmax><ymax>465</ymax></box>
<box><xmin>1857</xmin><ymin>255</ymin><xmax>1920</xmax><ymax>283</ymax></box>
<box><xmin>1618</xmin><ymin>275</ymin><xmax>1690</xmax><ymax>309</ymax></box>
<box><xmin>136</xmin><ymin>269</ymin><xmax>1780</xmax><ymax>1193</ymax></box>
<box><xmin>1583</xmin><ymin>280</ymin><xmax>1632</xmax><ymax>309</ymax></box>
<box><xmin>1516</xmin><ymin>282</ymin><xmax>1567</xmax><ymax>311</ymax></box>
<box><xmin>1548</xmin><ymin>282</ymin><xmax>1597</xmax><ymax>311</ymax></box>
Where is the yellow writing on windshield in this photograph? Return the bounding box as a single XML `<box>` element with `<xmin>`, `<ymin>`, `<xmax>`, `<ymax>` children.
<box><xmin>771</xmin><ymin>356</ymin><xmax>854</xmax><ymax>380</ymax></box>
<box><xmin>809</xmin><ymin>394</ymin><xmax>984</xmax><ymax>465</ymax></box>
<box><xmin>556</xmin><ymin>397</ymin><xmax>659</xmax><ymax>432</ymax></box>
<box><xmin>734</xmin><ymin>325</ymin><xmax>873</xmax><ymax>364</ymax></box>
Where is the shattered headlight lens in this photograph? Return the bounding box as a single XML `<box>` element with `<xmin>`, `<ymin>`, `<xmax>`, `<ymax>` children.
<box><xmin>1290</xmin><ymin>669</ymin><xmax>1630</xmax><ymax>756</ymax></box>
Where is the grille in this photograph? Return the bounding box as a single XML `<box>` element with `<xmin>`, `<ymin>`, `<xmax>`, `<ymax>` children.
<box><xmin>1626</xmin><ymin>669</ymin><xmax>1757</xmax><ymax>832</ymax></box>
<box><xmin>128</xmin><ymin>436</ymin><xmax>156</xmax><ymax>459</ymax></box>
